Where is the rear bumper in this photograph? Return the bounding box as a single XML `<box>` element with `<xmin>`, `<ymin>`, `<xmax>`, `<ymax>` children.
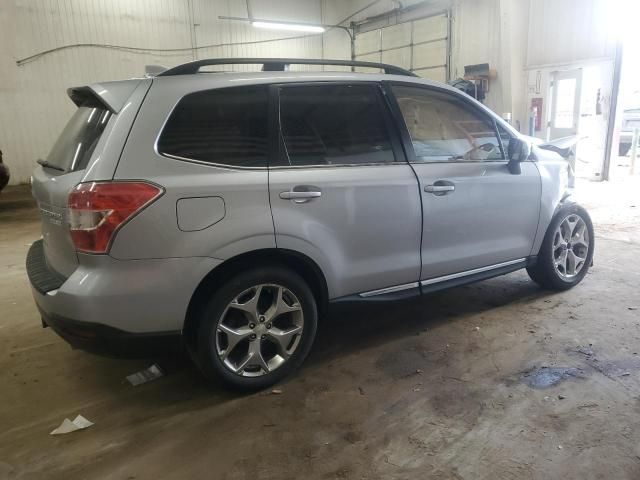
<box><xmin>39</xmin><ymin>308</ymin><xmax>181</xmax><ymax>358</ymax></box>
<box><xmin>26</xmin><ymin>240</ymin><xmax>222</xmax><ymax>357</ymax></box>
<box><xmin>26</xmin><ymin>240</ymin><xmax>66</xmax><ymax>294</ymax></box>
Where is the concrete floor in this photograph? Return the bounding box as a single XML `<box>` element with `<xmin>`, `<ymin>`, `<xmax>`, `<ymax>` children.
<box><xmin>1</xmin><ymin>179</ymin><xmax>639</xmax><ymax>479</ymax></box>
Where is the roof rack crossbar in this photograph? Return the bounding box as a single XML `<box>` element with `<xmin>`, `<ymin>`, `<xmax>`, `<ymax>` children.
<box><xmin>157</xmin><ymin>58</ymin><xmax>417</xmax><ymax>77</ymax></box>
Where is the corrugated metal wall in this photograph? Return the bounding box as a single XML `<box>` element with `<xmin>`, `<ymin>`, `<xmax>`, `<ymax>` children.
<box><xmin>526</xmin><ymin>0</ymin><xmax>616</xmax><ymax>67</ymax></box>
<box><xmin>0</xmin><ymin>0</ymin><xmax>328</xmax><ymax>184</ymax></box>
<box><xmin>1</xmin><ymin>0</ymin><xmax>618</xmax><ymax>184</ymax></box>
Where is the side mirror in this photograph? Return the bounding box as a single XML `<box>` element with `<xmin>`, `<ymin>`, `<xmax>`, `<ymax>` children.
<box><xmin>507</xmin><ymin>137</ymin><xmax>531</xmax><ymax>174</ymax></box>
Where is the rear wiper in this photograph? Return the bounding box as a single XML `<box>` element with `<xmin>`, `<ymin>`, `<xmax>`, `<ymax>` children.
<box><xmin>37</xmin><ymin>159</ymin><xmax>65</xmax><ymax>172</ymax></box>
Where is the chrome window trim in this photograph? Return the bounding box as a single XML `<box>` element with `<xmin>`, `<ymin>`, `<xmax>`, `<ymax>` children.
<box><xmin>269</xmin><ymin>162</ymin><xmax>404</xmax><ymax>170</ymax></box>
<box><xmin>359</xmin><ymin>282</ymin><xmax>420</xmax><ymax>298</ymax></box>
<box><xmin>408</xmin><ymin>159</ymin><xmax>509</xmax><ymax>165</ymax></box>
<box><xmin>157</xmin><ymin>152</ymin><xmax>269</xmax><ymax>171</ymax></box>
<box><xmin>420</xmin><ymin>258</ymin><xmax>526</xmax><ymax>286</ymax></box>
<box><xmin>157</xmin><ymin>151</ymin><xmax>407</xmax><ymax>171</ymax></box>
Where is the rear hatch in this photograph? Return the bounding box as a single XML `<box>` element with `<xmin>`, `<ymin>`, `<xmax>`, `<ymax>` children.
<box><xmin>31</xmin><ymin>80</ymin><xmax>144</xmax><ymax>278</ymax></box>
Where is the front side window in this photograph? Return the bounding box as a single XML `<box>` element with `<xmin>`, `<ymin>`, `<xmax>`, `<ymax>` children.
<box><xmin>391</xmin><ymin>85</ymin><xmax>504</xmax><ymax>162</ymax></box>
<box><xmin>279</xmin><ymin>84</ymin><xmax>395</xmax><ymax>166</ymax></box>
<box><xmin>158</xmin><ymin>86</ymin><xmax>269</xmax><ymax>168</ymax></box>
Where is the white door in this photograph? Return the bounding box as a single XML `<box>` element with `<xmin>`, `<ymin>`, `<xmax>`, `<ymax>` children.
<box><xmin>549</xmin><ymin>69</ymin><xmax>583</xmax><ymax>140</ymax></box>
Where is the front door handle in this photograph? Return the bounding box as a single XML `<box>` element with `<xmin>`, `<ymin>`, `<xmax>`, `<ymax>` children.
<box><xmin>425</xmin><ymin>184</ymin><xmax>455</xmax><ymax>194</ymax></box>
<box><xmin>279</xmin><ymin>187</ymin><xmax>322</xmax><ymax>203</ymax></box>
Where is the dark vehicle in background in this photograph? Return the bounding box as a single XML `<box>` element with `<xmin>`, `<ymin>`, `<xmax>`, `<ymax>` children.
<box><xmin>0</xmin><ymin>150</ymin><xmax>10</xmax><ymax>192</ymax></box>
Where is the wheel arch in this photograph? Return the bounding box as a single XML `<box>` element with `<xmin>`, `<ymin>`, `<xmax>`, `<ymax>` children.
<box><xmin>183</xmin><ymin>248</ymin><xmax>329</xmax><ymax>349</ymax></box>
<box><xmin>530</xmin><ymin>193</ymin><xmax>586</xmax><ymax>258</ymax></box>
<box><xmin>530</xmin><ymin>187</ymin><xmax>577</xmax><ymax>257</ymax></box>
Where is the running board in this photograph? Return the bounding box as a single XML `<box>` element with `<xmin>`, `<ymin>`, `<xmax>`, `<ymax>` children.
<box><xmin>420</xmin><ymin>258</ymin><xmax>527</xmax><ymax>295</ymax></box>
<box><xmin>331</xmin><ymin>258</ymin><xmax>528</xmax><ymax>303</ymax></box>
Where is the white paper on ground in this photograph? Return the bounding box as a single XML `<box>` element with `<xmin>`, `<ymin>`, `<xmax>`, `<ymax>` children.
<box><xmin>50</xmin><ymin>415</ymin><xmax>94</xmax><ymax>435</ymax></box>
<box><xmin>126</xmin><ymin>363</ymin><xmax>164</xmax><ymax>386</ymax></box>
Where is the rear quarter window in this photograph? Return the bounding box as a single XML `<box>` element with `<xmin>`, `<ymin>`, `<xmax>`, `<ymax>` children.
<box><xmin>157</xmin><ymin>85</ymin><xmax>269</xmax><ymax>168</ymax></box>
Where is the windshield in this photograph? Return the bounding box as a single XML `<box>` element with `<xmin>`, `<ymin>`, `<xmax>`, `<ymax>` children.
<box><xmin>46</xmin><ymin>104</ymin><xmax>112</xmax><ymax>172</ymax></box>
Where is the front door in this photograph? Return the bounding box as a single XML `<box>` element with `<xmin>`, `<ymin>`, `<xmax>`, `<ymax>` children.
<box><xmin>549</xmin><ymin>69</ymin><xmax>583</xmax><ymax>140</ymax></box>
<box><xmin>268</xmin><ymin>83</ymin><xmax>422</xmax><ymax>299</ymax></box>
<box><xmin>388</xmin><ymin>84</ymin><xmax>541</xmax><ymax>282</ymax></box>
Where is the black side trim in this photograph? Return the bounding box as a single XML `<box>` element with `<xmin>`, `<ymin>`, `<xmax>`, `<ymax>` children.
<box><xmin>40</xmin><ymin>308</ymin><xmax>182</xmax><ymax>358</ymax></box>
<box><xmin>329</xmin><ymin>260</ymin><xmax>528</xmax><ymax>304</ymax></box>
<box><xmin>26</xmin><ymin>240</ymin><xmax>67</xmax><ymax>294</ymax></box>
<box><xmin>420</xmin><ymin>261</ymin><xmax>527</xmax><ymax>295</ymax></box>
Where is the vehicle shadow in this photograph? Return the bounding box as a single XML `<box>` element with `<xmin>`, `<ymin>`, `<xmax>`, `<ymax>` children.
<box><xmin>17</xmin><ymin>271</ymin><xmax>553</xmax><ymax>450</ymax></box>
<box><xmin>309</xmin><ymin>272</ymin><xmax>551</xmax><ymax>366</ymax></box>
<box><xmin>138</xmin><ymin>271</ymin><xmax>551</xmax><ymax>399</ymax></box>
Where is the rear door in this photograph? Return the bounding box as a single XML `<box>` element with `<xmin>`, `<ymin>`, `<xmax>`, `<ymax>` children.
<box><xmin>268</xmin><ymin>83</ymin><xmax>422</xmax><ymax>299</ymax></box>
<box><xmin>387</xmin><ymin>83</ymin><xmax>541</xmax><ymax>282</ymax></box>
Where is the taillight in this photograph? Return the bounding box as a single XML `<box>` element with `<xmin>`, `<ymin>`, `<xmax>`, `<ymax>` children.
<box><xmin>68</xmin><ymin>181</ymin><xmax>163</xmax><ymax>254</ymax></box>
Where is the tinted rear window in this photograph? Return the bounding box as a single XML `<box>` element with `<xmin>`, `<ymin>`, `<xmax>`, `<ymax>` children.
<box><xmin>47</xmin><ymin>105</ymin><xmax>112</xmax><ymax>172</ymax></box>
<box><xmin>157</xmin><ymin>86</ymin><xmax>269</xmax><ymax>168</ymax></box>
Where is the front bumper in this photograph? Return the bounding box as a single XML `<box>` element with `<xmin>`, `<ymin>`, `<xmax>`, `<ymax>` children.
<box><xmin>26</xmin><ymin>240</ymin><xmax>222</xmax><ymax>358</ymax></box>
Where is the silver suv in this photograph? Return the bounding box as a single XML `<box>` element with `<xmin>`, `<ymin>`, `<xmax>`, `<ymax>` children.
<box><xmin>27</xmin><ymin>58</ymin><xmax>594</xmax><ymax>390</ymax></box>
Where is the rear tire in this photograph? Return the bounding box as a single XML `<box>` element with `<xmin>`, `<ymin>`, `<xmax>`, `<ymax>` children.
<box><xmin>527</xmin><ymin>204</ymin><xmax>594</xmax><ymax>291</ymax></box>
<box><xmin>195</xmin><ymin>266</ymin><xmax>317</xmax><ymax>391</ymax></box>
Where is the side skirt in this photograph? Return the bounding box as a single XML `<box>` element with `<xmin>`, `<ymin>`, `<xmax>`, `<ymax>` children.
<box><xmin>330</xmin><ymin>258</ymin><xmax>530</xmax><ymax>304</ymax></box>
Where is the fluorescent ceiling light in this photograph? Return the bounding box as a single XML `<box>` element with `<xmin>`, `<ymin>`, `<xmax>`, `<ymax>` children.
<box><xmin>251</xmin><ymin>21</ymin><xmax>325</xmax><ymax>33</ymax></box>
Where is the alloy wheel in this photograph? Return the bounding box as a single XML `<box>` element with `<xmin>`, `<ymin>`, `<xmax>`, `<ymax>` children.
<box><xmin>552</xmin><ymin>214</ymin><xmax>590</xmax><ymax>279</ymax></box>
<box><xmin>215</xmin><ymin>284</ymin><xmax>304</xmax><ymax>377</ymax></box>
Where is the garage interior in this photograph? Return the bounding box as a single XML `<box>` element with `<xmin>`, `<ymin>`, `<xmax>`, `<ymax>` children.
<box><xmin>1</xmin><ymin>0</ymin><xmax>639</xmax><ymax>478</ymax></box>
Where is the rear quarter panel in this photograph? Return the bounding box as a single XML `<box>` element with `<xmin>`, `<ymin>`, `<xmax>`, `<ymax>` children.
<box><xmin>110</xmin><ymin>77</ymin><xmax>275</xmax><ymax>261</ymax></box>
<box><xmin>81</xmin><ymin>79</ymin><xmax>152</xmax><ymax>182</ymax></box>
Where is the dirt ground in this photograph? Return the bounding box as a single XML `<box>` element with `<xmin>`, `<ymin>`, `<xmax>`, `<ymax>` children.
<box><xmin>1</xmin><ymin>178</ymin><xmax>639</xmax><ymax>480</ymax></box>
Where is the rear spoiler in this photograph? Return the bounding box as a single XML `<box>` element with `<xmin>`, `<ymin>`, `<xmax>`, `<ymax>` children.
<box><xmin>67</xmin><ymin>79</ymin><xmax>144</xmax><ymax>114</ymax></box>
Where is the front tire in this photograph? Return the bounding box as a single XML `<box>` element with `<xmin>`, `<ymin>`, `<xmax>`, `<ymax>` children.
<box><xmin>195</xmin><ymin>266</ymin><xmax>318</xmax><ymax>390</ymax></box>
<box><xmin>527</xmin><ymin>204</ymin><xmax>594</xmax><ymax>291</ymax></box>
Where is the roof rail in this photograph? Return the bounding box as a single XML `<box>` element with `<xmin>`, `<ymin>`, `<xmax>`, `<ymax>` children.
<box><xmin>157</xmin><ymin>58</ymin><xmax>417</xmax><ymax>77</ymax></box>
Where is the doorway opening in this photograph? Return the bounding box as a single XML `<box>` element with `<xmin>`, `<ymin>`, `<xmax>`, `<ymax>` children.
<box><xmin>545</xmin><ymin>63</ymin><xmax>613</xmax><ymax>181</ymax></box>
<box><xmin>610</xmin><ymin>33</ymin><xmax>640</xmax><ymax>179</ymax></box>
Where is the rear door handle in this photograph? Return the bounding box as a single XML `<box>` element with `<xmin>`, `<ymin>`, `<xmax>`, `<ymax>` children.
<box><xmin>279</xmin><ymin>188</ymin><xmax>322</xmax><ymax>203</ymax></box>
<box><xmin>424</xmin><ymin>184</ymin><xmax>455</xmax><ymax>193</ymax></box>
